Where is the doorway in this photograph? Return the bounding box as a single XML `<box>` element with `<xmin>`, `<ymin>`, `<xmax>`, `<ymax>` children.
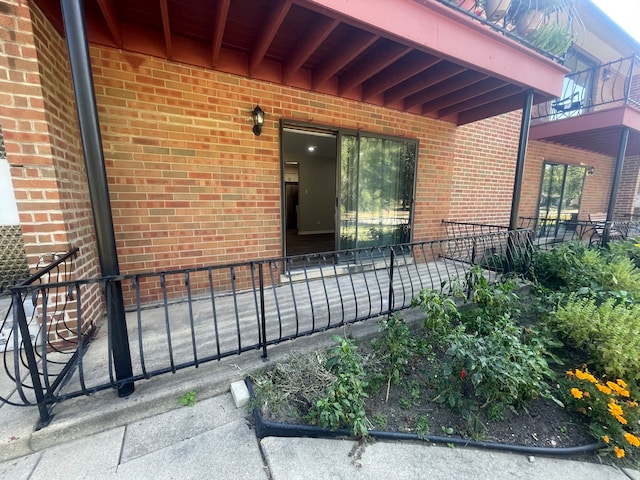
<box><xmin>282</xmin><ymin>127</ymin><xmax>338</xmax><ymax>256</ymax></box>
<box><xmin>281</xmin><ymin>124</ymin><xmax>418</xmax><ymax>257</ymax></box>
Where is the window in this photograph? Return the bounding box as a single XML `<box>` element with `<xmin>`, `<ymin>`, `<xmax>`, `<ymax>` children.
<box><xmin>538</xmin><ymin>162</ymin><xmax>586</xmax><ymax>222</ymax></box>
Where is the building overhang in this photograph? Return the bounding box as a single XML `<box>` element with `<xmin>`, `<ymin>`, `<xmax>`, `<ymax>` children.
<box><xmin>32</xmin><ymin>0</ymin><xmax>568</xmax><ymax>125</ymax></box>
<box><xmin>530</xmin><ymin>106</ymin><xmax>640</xmax><ymax>157</ymax></box>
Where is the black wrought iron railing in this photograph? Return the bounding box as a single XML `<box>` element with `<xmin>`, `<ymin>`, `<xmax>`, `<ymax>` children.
<box><xmin>442</xmin><ymin>220</ymin><xmax>509</xmax><ymax>238</ymax></box>
<box><xmin>518</xmin><ymin>216</ymin><xmax>640</xmax><ymax>246</ymax></box>
<box><xmin>438</xmin><ymin>0</ymin><xmax>582</xmax><ymax>61</ymax></box>
<box><xmin>532</xmin><ymin>55</ymin><xmax>640</xmax><ymax>121</ymax></box>
<box><xmin>1</xmin><ymin>230</ymin><xmax>533</xmax><ymax>427</ymax></box>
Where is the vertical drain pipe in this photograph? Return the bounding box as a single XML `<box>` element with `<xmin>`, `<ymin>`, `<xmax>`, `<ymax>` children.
<box><xmin>509</xmin><ymin>90</ymin><xmax>534</xmax><ymax>231</ymax></box>
<box><xmin>604</xmin><ymin>127</ymin><xmax>629</xmax><ymax>245</ymax></box>
<box><xmin>60</xmin><ymin>0</ymin><xmax>134</xmax><ymax>396</ymax></box>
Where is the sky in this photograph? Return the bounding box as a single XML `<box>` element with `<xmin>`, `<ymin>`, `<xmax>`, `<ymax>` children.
<box><xmin>591</xmin><ymin>0</ymin><xmax>640</xmax><ymax>43</ymax></box>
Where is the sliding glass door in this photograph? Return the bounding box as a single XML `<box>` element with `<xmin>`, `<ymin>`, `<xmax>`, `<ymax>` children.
<box><xmin>338</xmin><ymin>133</ymin><xmax>417</xmax><ymax>250</ymax></box>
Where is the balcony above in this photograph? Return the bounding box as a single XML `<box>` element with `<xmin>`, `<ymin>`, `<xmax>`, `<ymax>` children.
<box><xmin>531</xmin><ymin>55</ymin><xmax>640</xmax><ymax>157</ymax></box>
<box><xmin>32</xmin><ymin>0</ymin><xmax>570</xmax><ymax>125</ymax></box>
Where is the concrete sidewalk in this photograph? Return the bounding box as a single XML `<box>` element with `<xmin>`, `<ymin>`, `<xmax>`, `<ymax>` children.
<box><xmin>1</xmin><ymin>390</ymin><xmax>639</xmax><ymax>479</ymax></box>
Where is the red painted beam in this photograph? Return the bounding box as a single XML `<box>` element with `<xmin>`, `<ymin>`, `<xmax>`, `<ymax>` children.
<box><xmin>420</xmin><ymin>77</ymin><xmax>505</xmax><ymax>114</ymax></box>
<box><xmin>211</xmin><ymin>0</ymin><xmax>230</xmax><ymax>67</ymax></box>
<box><xmin>312</xmin><ymin>30</ymin><xmax>378</xmax><ymax>88</ymax></box>
<box><xmin>283</xmin><ymin>16</ymin><xmax>340</xmax><ymax>83</ymax></box>
<box><xmin>159</xmin><ymin>0</ymin><xmax>172</xmax><ymax>59</ymax></box>
<box><xmin>339</xmin><ymin>42</ymin><xmax>411</xmax><ymax>94</ymax></box>
<box><xmin>386</xmin><ymin>63</ymin><xmax>464</xmax><ymax>105</ymax></box>
<box><xmin>249</xmin><ymin>0</ymin><xmax>293</xmax><ymax>76</ymax></box>
<box><xmin>96</xmin><ymin>0</ymin><xmax>123</xmax><ymax>48</ymax></box>
<box><xmin>438</xmin><ymin>83</ymin><xmax>523</xmax><ymax>118</ymax></box>
<box><xmin>362</xmin><ymin>51</ymin><xmax>440</xmax><ymax>100</ymax></box>
<box><xmin>404</xmin><ymin>70</ymin><xmax>487</xmax><ymax>110</ymax></box>
<box><xmin>304</xmin><ymin>0</ymin><xmax>568</xmax><ymax>98</ymax></box>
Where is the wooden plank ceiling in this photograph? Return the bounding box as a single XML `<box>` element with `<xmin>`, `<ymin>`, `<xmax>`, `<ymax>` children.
<box><xmin>33</xmin><ymin>0</ymin><xmax>565</xmax><ymax>125</ymax></box>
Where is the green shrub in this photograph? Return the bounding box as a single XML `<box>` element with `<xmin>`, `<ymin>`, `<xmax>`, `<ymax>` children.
<box><xmin>553</xmin><ymin>296</ymin><xmax>640</xmax><ymax>383</ymax></box>
<box><xmin>438</xmin><ymin>319</ymin><xmax>554</xmax><ymax>419</ymax></box>
<box><xmin>308</xmin><ymin>336</ymin><xmax>369</xmax><ymax>436</ymax></box>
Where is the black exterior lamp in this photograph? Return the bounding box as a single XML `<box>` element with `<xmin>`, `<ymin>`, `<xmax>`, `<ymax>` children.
<box><xmin>252</xmin><ymin>105</ymin><xmax>265</xmax><ymax>136</ymax></box>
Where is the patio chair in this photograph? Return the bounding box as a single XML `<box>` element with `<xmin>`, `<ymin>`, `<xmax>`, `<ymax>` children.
<box><xmin>587</xmin><ymin>213</ymin><xmax>625</xmax><ymax>244</ymax></box>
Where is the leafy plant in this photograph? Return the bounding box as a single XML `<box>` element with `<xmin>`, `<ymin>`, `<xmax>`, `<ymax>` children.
<box><xmin>415</xmin><ymin>415</ymin><xmax>430</xmax><ymax>440</ymax></box>
<box><xmin>553</xmin><ymin>296</ymin><xmax>640</xmax><ymax>382</ymax></box>
<box><xmin>438</xmin><ymin>318</ymin><xmax>555</xmax><ymax>418</ymax></box>
<box><xmin>566</xmin><ymin>367</ymin><xmax>640</xmax><ymax>460</ymax></box>
<box><xmin>411</xmin><ymin>287</ymin><xmax>460</xmax><ymax>339</ymax></box>
<box><xmin>372</xmin><ymin>315</ymin><xmax>427</xmax><ymax>402</ymax></box>
<box><xmin>179</xmin><ymin>390</ymin><xmax>197</xmax><ymax>407</ymax></box>
<box><xmin>308</xmin><ymin>335</ymin><xmax>370</xmax><ymax>436</ymax></box>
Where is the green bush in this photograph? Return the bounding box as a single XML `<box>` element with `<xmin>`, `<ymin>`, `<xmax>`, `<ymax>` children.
<box><xmin>308</xmin><ymin>336</ymin><xmax>369</xmax><ymax>436</ymax></box>
<box><xmin>438</xmin><ymin>319</ymin><xmax>554</xmax><ymax>419</ymax></box>
<box><xmin>553</xmin><ymin>296</ymin><xmax>640</xmax><ymax>383</ymax></box>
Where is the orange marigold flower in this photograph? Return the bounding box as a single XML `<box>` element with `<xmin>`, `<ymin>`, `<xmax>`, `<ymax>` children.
<box><xmin>615</xmin><ymin>415</ymin><xmax>628</xmax><ymax>425</ymax></box>
<box><xmin>571</xmin><ymin>388</ymin><xmax>584</xmax><ymax>399</ymax></box>
<box><xmin>627</xmin><ymin>401</ymin><xmax>639</xmax><ymax>408</ymax></box>
<box><xmin>617</xmin><ymin>379</ymin><xmax>628</xmax><ymax>388</ymax></box>
<box><xmin>608</xmin><ymin>400</ymin><xmax>623</xmax><ymax>417</ymax></box>
<box><xmin>566</xmin><ymin>370</ymin><xmax>575</xmax><ymax>377</ymax></box>
<box><xmin>619</xmin><ymin>389</ymin><xmax>631</xmax><ymax>398</ymax></box>
<box><xmin>624</xmin><ymin>433</ymin><xmax>640</xmax><ymax>447</ymax></box>
<box><xmin>614</xmin><ymin>446</ymin><xmax>625</xmax><ymax>458</ymax></box>
<box><xmin>607</xmin><ymin>381</ymin><xmax>623</xmax><ymax>394</ymax></box>
<box><xmin>585</xmin><ymin>373</ymin><xmax>598</xmax><ymax>384</ymax></box>
<box><xmin>602</xmin><ymin>435</ymin><xmax>610</xmax><ymax>444</ymax></box>
<box><xmin>575</xmin><ymin>370</ymin><xmax>588</xmax><ymax>380</ymax></box>
<box><xmin>597</xmin><ymin>384</ymin><xmax>613</xmax><ymax>395</ymax></box>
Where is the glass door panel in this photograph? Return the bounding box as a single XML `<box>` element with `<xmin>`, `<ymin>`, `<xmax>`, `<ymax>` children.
<box><xmin>338</xmin><ymin>133</ymin><xmax>416</xmax><ymax>251</ymax></box>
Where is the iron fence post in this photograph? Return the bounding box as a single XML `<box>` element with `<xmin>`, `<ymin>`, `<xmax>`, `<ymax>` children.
<box><xmin>259</xmin><ymin>263</ymin><xmax>267</xmax><ymax>359</ymax></box>
<box><xmin>387</xmin><ymin>248</ymin><xmax>395</xmax><ymax>317</ymax></box>
<box><xmin>11</xmin><ymin>290</ymin><xmax>51</xmax><ymax>428</ymax></box>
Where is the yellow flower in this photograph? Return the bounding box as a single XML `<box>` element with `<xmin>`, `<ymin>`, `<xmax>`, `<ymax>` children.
<box><xmin>624</xmin><ymin>432</ymin><xmax>640</xmax><ymax>447</ymax></box>
<box><xmin>615</xmin><ymin>415</ymin><xmax>628</xmax><ymax>425</ymax></box>
<box><xmin>614</xmin><ymin>446</ymin><xmax>625</xmax><ymax>458</ymax></box>
<box><xmin>607</xmin><ymin>381</ymin><xmax>623</xmax><ymax>394</ymax></box>
<box><xmin>627</xmin><ymin>401</ymin><xmax>639</xmax><ymax>408</ymax></box>
<box><xmin>597</xmin><ymin>384</ymin><xmax>612</xmax><ymax>395</ymax></box>
<box><xmin>566</xmin><ymin>370</ymin><xmax>574</xmax><ymax>377</ymax></box>
<box><xmin>603</xmin><ymin>435</ymin><xmax>610</xmax><ymax>444</ymax></box>
<box><xmin>585</xmin><ymin>373</ymin><xmax>598</xmax><ymax>384</ymax></box>
<box><xmin>617</xmin><ymin>379</ymin><xmax>628</xmax><ymax>388</ymax></box>
<box><xmin>571</xmin><ymin>388</ymin><xmax>584</xmax><ymax>399</ymax></box>
<box><xmin>608</xmin><ymin>400</ymin><xmax>623</xmax><ymax>417</ymax></box>
<box><xmin>619</xmin><ymin>389</ymin><xmax>630</xmax><ymax>398</ymax></box>
<box><xmin>575</xmin><ymin>369</ymin><xmax>588</xmax><ymax>380</ymax></box>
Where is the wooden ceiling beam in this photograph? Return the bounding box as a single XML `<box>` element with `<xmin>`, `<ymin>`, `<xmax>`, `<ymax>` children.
<box><xmin>312</xmin><ymin>30</ymin><xmax>378</xmax><ymax>88</ymax></box>
<box><xmin>283</xmin><ymin>16</ymin><xmax>339</xmax><ymax>83</ymax></box>
<box><xmin>422</xmin><ymin>78</ymin><xmax>506</xmax><ymax>115</ymax></box>
<box><xmin>96</xmin><ymin>0</ymin><xmax>123</xmax><ymax>48</ymax></box>
<box><xmin>438</xmin><ymin>84</ymin><xmax>523</xmax><ymax>118</ymax></box>
<box><xmin>402</xmin><ymin>71</ymin><xmax>488</xmax><ymax>110</ymax></box>
<box><xmin>339</xmin><ymin>42</ymin><xmax>411</xmax><ymax>94</ymax></box>
<box><xmin>249</xmin><ymin>0</ymin><xmax>293</xmax><ymax>76</ymax></box>
<box><xmin>211</xmin><ymin>0</ymin><xmax>231</xmax><ymax>67</ymax></box>
<box><xmin>362</xmin><ymin>52</ymin><xmax>440</xmax><ymax>100</ymax></box>
<box><xmin>457</xmin><ymin>92</ymin><xmax>527</xmax><ymax>125</ymax></box>
<box><xmin>385</xmin><ymin>63</ymin><xmax>465</xmax><ymax>105</ymax></box>
<box><xmin>159</xmin><ymin>0</ymin><xmax>173</xmax><ymax>59</ymax></box>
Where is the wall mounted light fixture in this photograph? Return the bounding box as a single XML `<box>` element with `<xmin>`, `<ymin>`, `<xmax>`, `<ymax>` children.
<box><xmin>252</xmin><ymin>105</ymin><xmax>265</xmax><ymax>136</ymax></box>
<box><xmin>587</xmin><ymin>165</ymin><xmax>595</xmax><ymax>175</ymax></box>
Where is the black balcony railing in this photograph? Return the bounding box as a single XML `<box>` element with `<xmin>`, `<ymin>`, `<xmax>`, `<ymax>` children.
<box><xmin>439</xmin><ymin>0</ymin><xmax>582</xmax><ymax>61</ymax></box>
<box><xmin>1</xmin><ymin>231</ymin><xmax>534</xmax><ymax>427</ymax></box>
<box><xmin>532</xmin><ymin>55</ymin><xmax>640</xmax><ymax>121</ymax></box>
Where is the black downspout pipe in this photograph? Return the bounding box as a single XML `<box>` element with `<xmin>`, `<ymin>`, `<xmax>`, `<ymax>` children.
<box><xmin>60</xmin><ymin>0</ymin><xmax>134</xmax><ymax>397</ymax></box>
<box><xmin>509</xmin><ymin>90</ymin><xmax>534</xmax><ymax>231</ymax></box>
<box><xmin>604</xmin><ymin>127</ymin><xmax>629</xmax><ymax>245</ymax></box>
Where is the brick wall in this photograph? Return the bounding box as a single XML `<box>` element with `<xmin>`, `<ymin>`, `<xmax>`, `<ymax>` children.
<box><xmin>0</xmin><ymin>1</ymin><xmax>102</xmax><ymax>346</ymax></box>
<box><xmin>615</xmin><ymin>155</ymin><xmax>640</xmax><ymax>219</ymax></box>
<box><xmin>89</xmin><ymin>46</ymin><xmax>460</xmax><ymax>276</ymax></box>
